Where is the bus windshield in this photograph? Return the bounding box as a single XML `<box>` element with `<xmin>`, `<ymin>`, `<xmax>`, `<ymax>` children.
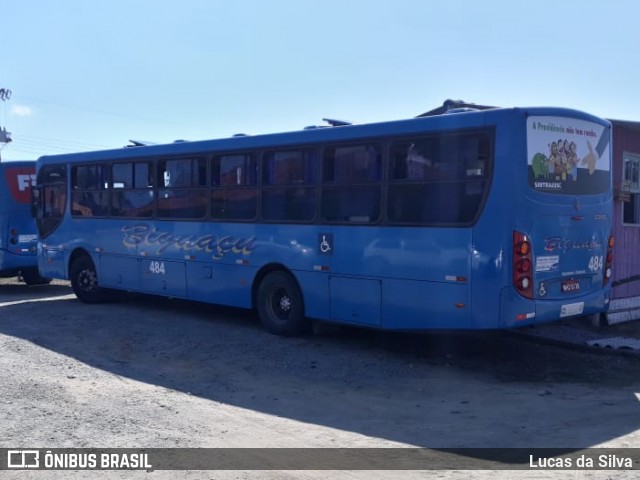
<box><xmin>527</xmin><ymin>115</ymin><xmax>611</xmax><ymax>195</ymax></box>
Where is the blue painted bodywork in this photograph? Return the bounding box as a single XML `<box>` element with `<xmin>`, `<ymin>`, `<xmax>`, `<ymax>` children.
<box><xmin>36</xmin><ymin>107</ymin><xmax>613</xmax><ymax>329</ymax></box>
<box><xmin>0</xmin><ymin>161</ymin><xmax>39</xmax><ymax>277</ymax></box>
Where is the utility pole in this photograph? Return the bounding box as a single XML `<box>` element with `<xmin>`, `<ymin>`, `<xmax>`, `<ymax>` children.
<box><xmin>0</xmin><ymin>126</ymin><xmax>10</xmax><ymax>144</ymax></box>
<box><xmin>0</xmin><ymin>87</ymin><xmax>12</xmax><ymax>160</ymax></box>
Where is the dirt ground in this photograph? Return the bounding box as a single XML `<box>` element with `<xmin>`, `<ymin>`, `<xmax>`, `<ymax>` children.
<box><xmin>0</xmin><ymin>277</ymin><xmax>639</xmax><ymax>480</ymax></box>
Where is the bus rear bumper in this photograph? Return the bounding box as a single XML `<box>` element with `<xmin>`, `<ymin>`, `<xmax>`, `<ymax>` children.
<box><xmin>498</xmin><ymin>287</ymin><xmax>609</xmax><ymax>329</ymax></box>
<box><xmin>0</xmin><ymin>249</ymin><xmax>38</xmax><ymax>277</ymax></box>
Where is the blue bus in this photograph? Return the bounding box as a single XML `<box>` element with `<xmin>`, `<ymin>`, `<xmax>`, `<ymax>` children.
<box><xmin>0</xmin><ymin>161</ymin><xmax>50</xmax><ymax>285</ymax></box>
<box><xmin>33</xmin><ymin>106</ymin><xmax>613</xmax><ymax>335</ymax></box>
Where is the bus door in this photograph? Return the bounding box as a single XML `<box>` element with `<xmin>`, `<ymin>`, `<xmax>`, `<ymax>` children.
<box><xmin>34</xmin><ymin>164</ymin><xmax>68</xmax><ymax>278</ymax></box>
<box><xmin>67</xmin><ymin>162</ymin><xmax>144</xmax><ymax>292</ymax></box>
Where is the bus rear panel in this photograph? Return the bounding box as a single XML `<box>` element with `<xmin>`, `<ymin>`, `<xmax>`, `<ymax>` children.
<box><xmin>499</xmin><ymin>113</ymin><xmax>612</xmax><ymax>327</ymax></box>
<box><xmin>0</xmin><ymin>162</ymin><xmax>42</xmax><ymax>281</ymax></box>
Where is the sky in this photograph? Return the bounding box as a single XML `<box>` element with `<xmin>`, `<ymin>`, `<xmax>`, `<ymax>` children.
<box><xmin>1</xmin><ymin>0</ymin><xmax>640</xmax><ymax>161</ymax></box>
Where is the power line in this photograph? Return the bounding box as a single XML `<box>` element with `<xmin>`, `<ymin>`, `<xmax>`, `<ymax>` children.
<box><xmin>13</xmin><ymin>133</ymin><xmax>113</xmax><ymax>150</ymax></box>
<box><xmin>2</xmin><ymin>133</ymin><xmax>119</xmax><ymax>160</ymax></box>
<box><xmin>13</xmin><ymin>94</ymin><xmax>187</xmax><ymax>126</ymax></box>
<box><xmin>1</xmin><ymin>145</ymin><xmax>46</xmax><ymax>156</ymax></box>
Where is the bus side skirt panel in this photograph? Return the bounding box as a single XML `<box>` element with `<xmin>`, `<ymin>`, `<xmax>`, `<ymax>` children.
<box><xmin>292</xmin><ymin>270</ymin><xmax>330</xmax><ymax>321</ymax></box>
<box><xmin>381</xmin><ymin>278</ymin><xmax>471</xmax><ymax>330</ymax></box>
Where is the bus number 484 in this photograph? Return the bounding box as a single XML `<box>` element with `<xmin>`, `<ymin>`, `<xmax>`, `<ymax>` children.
<box><xmin>588</xmin><ymin>255</ymin><xmax>603</xmax><ymax>273</ymax></box>
<box><xmin>149</xmin><ymin>261</ymin><xmax>166</xmax><ymax>275</ymax></box>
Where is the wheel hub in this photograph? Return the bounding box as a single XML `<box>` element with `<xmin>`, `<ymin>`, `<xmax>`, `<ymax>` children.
<box><xmin>79</xmin><ymin>270</ymin><xmax>96</xmax><ymax>290</ymax></box>
<box><xmin>279</xmin><ymin>295</ymin><xmax>291</xmax><ymax>312</ymax></box>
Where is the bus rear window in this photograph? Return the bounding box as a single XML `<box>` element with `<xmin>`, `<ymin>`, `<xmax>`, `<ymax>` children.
<box><xmin>527</xmin><ymin>116</ymin><xmax>611</xmax><ymax>195</ymax></box>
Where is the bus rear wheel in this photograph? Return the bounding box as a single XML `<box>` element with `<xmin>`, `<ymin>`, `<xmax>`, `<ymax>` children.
<box><xmin>70</xmin><ymin>256</ymin><xmax>106</xmax><ymax>303</ymax></box>
<box><xmin>257</xmin><ymin>271</ymin><xmax>309</xmax><ymax>336</ymax></box>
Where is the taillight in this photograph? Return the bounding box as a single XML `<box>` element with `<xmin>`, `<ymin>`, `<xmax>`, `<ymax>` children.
<box><xmin>9</xmin><ymin>228</ymin><xmax>18</xmax><ymax>245</ymax></box>
<box><xmin>603</xmin><ymin>235</ymin><xmax>614</xmax><ymax>286</ymax></box>
<box><xmin>513</xmin><ymin>231</ymin><xmax>533</xmax><ymax>299</ymax></box>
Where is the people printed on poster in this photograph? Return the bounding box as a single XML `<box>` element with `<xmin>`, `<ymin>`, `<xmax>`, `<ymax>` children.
<box><xmin>542</xmin><ymin>138</ymin><xmax>580</xmax><ymax>181</ymax></box>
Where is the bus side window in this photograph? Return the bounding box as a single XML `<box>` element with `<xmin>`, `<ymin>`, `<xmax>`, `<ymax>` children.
<box><xmin>388</xmin><ymin>134</ymin><xmax>491</xmax><ymax>225</ymax></box>
<box><xmin>71</xmin><ymin>165</ymin><xmax>108</xmax><ymax>217</ymax></box>
<box><xmin>111</xmin><ymin>162</ymin><xmax>154</xmax><ymax>218</ymax></box>
<box><xmin>261</xmin><ymin>150</ymin><xmax>316</xmax><ymax>222</ymax></box>
<box><xmin>157</xmin><ymin>157</ymin><xmax>207</xmax><ymax>219</ymax></box>
<box><xmin>42</xmin><ymin>184</ymin><xmax>67</xmax><ymax>217</ymax></box>
<box><xmin>211</xmin><ymin>153</ymin><xmax>257</xmax><ymax>220</ymax></box>
<box><xmin>321</xmin><ymin>144</ymin><xmax>381</xmax><ymax>223</ymax></box>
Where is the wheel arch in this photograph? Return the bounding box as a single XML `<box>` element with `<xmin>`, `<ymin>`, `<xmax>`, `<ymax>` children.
<box><xmin>68</xmin><ymin>247</ymin><xmax>94</xmax><ymax>277</ymax></box>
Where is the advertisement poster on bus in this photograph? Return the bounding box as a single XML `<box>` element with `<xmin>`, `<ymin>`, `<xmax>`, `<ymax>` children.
<box><xmin>527</xmin><ymin>116</ymin><xmax>611</xmax><ymax>195</ymax></box>
<box><xmin>3</xmin><ymin>166</ymin><xmax>36</xmax><ymax>204</ymax></box>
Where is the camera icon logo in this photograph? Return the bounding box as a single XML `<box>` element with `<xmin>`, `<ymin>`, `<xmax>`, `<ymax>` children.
<box><xmin>7</xmin><ymin>450</ymin><xmax>40</xmax><ymax>469</ymax></box>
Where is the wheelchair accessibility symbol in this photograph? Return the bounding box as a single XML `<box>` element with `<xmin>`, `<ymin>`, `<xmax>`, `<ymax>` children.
<box><xmin>318</xmin><ymin>233</ymin><xmax>333</xmax><ymax>255</ymax></box>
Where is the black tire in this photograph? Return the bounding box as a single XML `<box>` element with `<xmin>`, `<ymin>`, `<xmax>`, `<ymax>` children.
<box><xmin>586</xmin><ymin>312</ymin><xmax>604</xmax><ymax>327</ymax></box>
<box><xmin>21</xmin><ymin>268</ymin><xmax>52</xmax><ymax>286</ymax></box>
<box><xmin>256</xmin><ymin>271</ymin><xmax>309</xmax><ymax>336</ymax></box>
<box><xmin>69</xmin><ymin>256</ymin><xmax>106</xmax><ymax>303</ymax></box>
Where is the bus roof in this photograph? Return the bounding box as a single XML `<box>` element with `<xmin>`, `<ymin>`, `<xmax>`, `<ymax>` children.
<box><xmin>36</xmin><ymin>106</ymin><xmax>609</xmax><ymax>165</ymax></box>
<box><xmin>0</xmin><ymin>160</ymin><xmax>36</xmax><ymax>168</ymax></box>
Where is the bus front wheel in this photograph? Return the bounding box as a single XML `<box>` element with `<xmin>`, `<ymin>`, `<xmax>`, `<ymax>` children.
<box><xmin>257</xmin><ymin>271</ymin><xmax>309</xmax><ymax>336</ymax></box>
<box><xmin>70</xmin><ymin>256</ymin><xmax>106</xmax><ymax>303</ymax></box>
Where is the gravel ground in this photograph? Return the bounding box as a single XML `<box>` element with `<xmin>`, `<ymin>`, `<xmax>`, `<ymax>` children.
<box><xmin>1</xmin><ymin>277</ymin><xmax>639</xmax><ymax>479</ymax></box>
